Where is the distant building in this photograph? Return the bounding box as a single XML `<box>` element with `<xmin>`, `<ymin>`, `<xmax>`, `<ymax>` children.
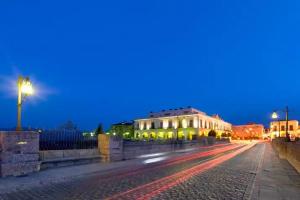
<box><xmin>232</xmin><ymin>123</ymin><xmax>264</xmax><ymax>139</ymax></box>
<box><xmin>270</xmin><ymin>120</ymin><xmax>299</xmax><ymax>138</ymax></box>
<box><xmin>134</xmin><ymin>107</ymin><xmax>232</xmax><ymax>140</ymax></box>
<box><xmin>108</xmin><ymin>121</ymin><xmax>134</xmax><ymax>138</ymax></box>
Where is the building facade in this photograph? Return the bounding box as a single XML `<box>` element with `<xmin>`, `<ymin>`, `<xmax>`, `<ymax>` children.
<box><xmin>270</xmin><ymin>120</ymin><xmax>299</xmax><ymax>138</ymax></box>
<box><xmin>232</xmin><ymin>124</ymin><xmax>265</xmax><ymax>139</ymax></box>
<box><xmin>134</xmin><ymin>107</ymin><xmax>232</xmax><ymax>140</ymax></box>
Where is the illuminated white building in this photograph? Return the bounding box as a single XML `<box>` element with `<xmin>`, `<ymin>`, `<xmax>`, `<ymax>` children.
<box><xmin>134</xmin><ymin>107</ymin><xmax>232</xmax><ymax>140</ymax></box>
<box><xmin>270</xmin><ymin>120</ymin><xmax>300</xmax><ymax>138</ymax></box>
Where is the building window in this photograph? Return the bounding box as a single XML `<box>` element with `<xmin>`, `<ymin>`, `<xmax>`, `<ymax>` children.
<box><xmin>151</xmin><ymin>122</ymin><xmax>155</xmax><ymax>129</ymax></box>
<box><xmin>273</xmin><ymin>126</ymin><xmax>277</xmax><ymax>131</ymax></box>
<box><xmin>189</xmin><ymin>120</ymin><xmax>194</xmax><ymax>128</ymax></box>
<box><xmin>144</xmin><ymin>122</ymin><xmax>147</xmax><ymax>130</ymax></box>
<box><xmin>160</xmin><ymin>121</ymin><xmax>163</xmax><ymax>129</ymax></box>
<box><xmin>178</xmin><ymin>120</ymin><xmax>182</xmax><ymax>128</ymax></box>
<box><xmin>200</xmin><ymin>120</ymin><xmax>202</xmax><ymax>128</ymax></box>
<box><xmin>290</xmin><ymin>125</ymin><xmax>294</xmax><ymax>131</ymax></box>
<box><xmin>281</xmin><ymin>126</ymin><xmax>285</xmax><ymax>131</ymax></box>
<box><xmin>204</xmin><ymin>121</ymin><xmax>207</xmax><ymax>129</ymax></box>
<box><xmin>168</xmin><ymin>120</ymin><xmax>172</xmax><ymax>129</ymax></box>
<box><xmin>136</xmin><ymin>123</ymin><xmax>140</xmax><ymax>130</ymax></box>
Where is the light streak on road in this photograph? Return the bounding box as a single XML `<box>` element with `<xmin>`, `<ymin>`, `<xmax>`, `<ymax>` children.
<box><xmin>138</xmin><ymin>152</ymin><xmax>168</xmax><ymax>158</ymax></box>
<box><xmin>106</xmin><ymin>142</ymin><xmax>257</xmax><ymax>200</ymax></box>
<box><xmin>143</xmin><ymin>156</ymin><xmax>169</xmax><ymax>164</ymax></box>
<box><xmin>101</xmin><ymin>143</ymin><xmax>243</xmax><ymax>181</ymax></box>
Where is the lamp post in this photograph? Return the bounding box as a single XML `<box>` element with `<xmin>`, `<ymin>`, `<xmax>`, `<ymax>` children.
<box><xmin>271</xmin><ymin>106</ymin><xmax>289</xmax><ymax>141</ymax></box>
<box><xmin>271</xmin><ymin>112</ymin><xmax>280</xmax><ymax>138</ymax></box>
<box><xmin>16</xmin><ymin>76</ymin><xmax>34</xmax><ymax>131</ymax></box>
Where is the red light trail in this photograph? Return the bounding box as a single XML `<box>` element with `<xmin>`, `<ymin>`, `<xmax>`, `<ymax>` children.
<box><xmin>106</xmin><ymin>143</ymin><xmax>257</xmax><ymax>200</ymax></box>
<box><xmin>97</xmin><ymin>143</ymin><xmax>240</xmax><ymax>181</ymax></box>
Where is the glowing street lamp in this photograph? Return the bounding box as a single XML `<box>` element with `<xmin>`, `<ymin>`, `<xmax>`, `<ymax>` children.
<box><xmin>271</xmin><ymin>112</ymin><xmax>278</xmax><ymax>120</ymax></box>
<box><xmin>16</xmin><ymin>76</ymin><xmax>34</xmax><ymax>131</ymax></box>
<box><xmin>271</xmin><ymin>111</ymin><xmax>280</xmax><ymax>138</ymax></box>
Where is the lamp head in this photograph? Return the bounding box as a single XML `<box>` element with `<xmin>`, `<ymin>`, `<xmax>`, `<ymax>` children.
<box><xmin>271</xmin><ymin>112</ymin><xmax>278</xmax><ymax>120</ymax></box>
<box><xmin>21</xmin><ymin>77</ymin><xmax>34</xmax><ymax>95</ymax></box>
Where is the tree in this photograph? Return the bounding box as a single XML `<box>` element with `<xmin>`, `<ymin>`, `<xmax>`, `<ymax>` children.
<box><xmin>58</xmin><ymin>120</ymin><xmax>78</xmax><ymax>131</ymax></box>
<box><xmin>208</xmin><ymin>130</ymin><xmax>217</xmax><ymax>137</ymax></box>
<box><xmin>95</xmin><ymin>123</ymin><xmax>104</xmax><ymax>135</ymax></box>
<box><xmin>221</xmin><ymin>132</ymin><xmax>228</xmax><ymax>137</ymax></box>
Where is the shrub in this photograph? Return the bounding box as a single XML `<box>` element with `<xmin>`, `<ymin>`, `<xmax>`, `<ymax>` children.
<box><xmin>208</xmin><ymin>130</ymin><xmax>217</xmax><ymax>137</ymax></box>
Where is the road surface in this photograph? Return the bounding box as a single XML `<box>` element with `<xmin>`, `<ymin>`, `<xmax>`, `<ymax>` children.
<box><xmin>0</xmin><ymin>142</ymin><xmax>293</xmax><ymax>200</ymax></box>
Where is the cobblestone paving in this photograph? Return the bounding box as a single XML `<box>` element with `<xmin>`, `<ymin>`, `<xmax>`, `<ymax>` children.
<box><xmin>152</xmin><ymin>143</ymin><xmax>264</xmax><ymax>200</ymax></box>
<box><xmin>0</xmin><ymin>144</ymin><xmax>261</xmax><ymax>200</ymax></box>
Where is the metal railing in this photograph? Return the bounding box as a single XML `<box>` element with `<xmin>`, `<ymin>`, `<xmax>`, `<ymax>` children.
<box><xmin>39</xmin><ymin>130</ymin><xmax>98</xmax><ymax>150</ymax></box>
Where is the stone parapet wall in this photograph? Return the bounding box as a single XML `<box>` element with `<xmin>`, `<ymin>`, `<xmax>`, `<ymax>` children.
<box><xmin>272</xmin><ymin>138</ymin><xmax>300</xmax><ymax>173</ymax></box>
<box><xmin>98</xmin><ymin>135</ymin><xmax>227</xmax><ymax>161</ymax></box>
<box><xmin>0</xmin><ymin>131</ymin><xmax>40</xmax><ymax>177</ymax></box>
<box><xmin>39</xmin><ymin>149</ymin><xmax>99</xmax><ymax>161</ymax></box>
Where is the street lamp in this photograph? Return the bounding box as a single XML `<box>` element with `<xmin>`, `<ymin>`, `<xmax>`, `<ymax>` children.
<box><xmin>16</xmin><ymin>76</ymin><xmax>34</xmax><ymax>131</ymax></box>
<box><xmin>271</xmin><ymin>111</ymin><xmax>280</xmax><ymax>138</ymax></box>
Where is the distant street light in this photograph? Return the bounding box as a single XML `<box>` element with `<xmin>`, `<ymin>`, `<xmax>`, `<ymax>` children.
<box><xmin>16</xmin><ymin>76</ymin><xmax>34</xmax><ymax>131</ymax></box>
<box><xmin>271</xmin><ymin>111</ymin><xmax>280</xmax><ymax>137</ymax></box>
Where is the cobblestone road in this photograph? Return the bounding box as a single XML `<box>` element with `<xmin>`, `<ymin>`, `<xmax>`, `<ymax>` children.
<box><xmin>0</xmin><ymin>143</ymin><xmax>264</xmax><ymax>200</ymax></box>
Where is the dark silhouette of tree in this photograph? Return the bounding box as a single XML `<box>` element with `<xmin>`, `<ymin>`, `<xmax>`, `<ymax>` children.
<box><xmin>208</xmin><ymin>130</ymin><xmax>217</xmax><ymax>137</ymax></box>
<box><xmin>95</xmin><ymin>123</ymin><xmax>104</xmax><ymax>135</ymax></box>
<box><xmin>58</xmin><ymin>120</ymin><xmax>78</xmax><ymax>131</ymax></box>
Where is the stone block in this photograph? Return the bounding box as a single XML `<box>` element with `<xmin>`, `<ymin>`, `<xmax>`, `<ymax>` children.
<box><xmin>0</xmin><ymin>131</ymin><xmax>40</xmax><ymax>177</ymax></box>
<box><xmin>98</xmin><ymin>135</ymin><xmax>123</xmax><ymax>162</ymax></box>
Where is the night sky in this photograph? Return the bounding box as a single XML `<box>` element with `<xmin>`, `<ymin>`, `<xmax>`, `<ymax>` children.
<box><xmin>1</xmin><ymin>1</ymin><xmax>300</xmax><ymax>130</ymax></box>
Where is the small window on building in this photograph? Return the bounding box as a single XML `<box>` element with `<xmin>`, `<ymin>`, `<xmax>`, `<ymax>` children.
<box><xmin>144</xmin><ymin>122</ymin><xmax>147</xmax><ymax>130</ymax></box>
<box><xmin>273</xmin><ymin>126</ymin><xmax>277</xmax><ymax>131</ymax></box>
<box><xmin>168</xmin><ymin>120</ymin><xmax>172</xmax><ymax>129</ymax></box>
<box><xmin>164</xmin><ymin>113</ymin><xmax>171</xmax><ymax>116</ymax></box>
<box><xmin>160</xmin><ymin>121</ymin><xmax>163</xmax><ymax>129</ymax></box>
<box><xmin>281</xmin><ymin>126</ymin><xmax>285</xmax><ymax>131</ymax></box>
<box><xmin>178</xmin><ymin>120</ymin><xmax>182</xmax><ymax>128</ymax></box>
<box><xmin>189</xmin><ymin>120</ymin><xmax>194</xmax><ymax>128</ymax></box>
<box><xmin>290</xmin><ymin>125</ymin><xmax>294</xmax><ymax>131</ymax></box>
<box><xmin>151</xmin><ymin>122</ymin><xmax>155</xmax><ymax>129</ymax></box>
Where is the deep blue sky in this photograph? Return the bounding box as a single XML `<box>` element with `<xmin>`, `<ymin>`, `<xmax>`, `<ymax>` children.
<box><xmin>1</xmin><ymin>0</ymin><xmax>300</xmax><ymax>130</ymax></box>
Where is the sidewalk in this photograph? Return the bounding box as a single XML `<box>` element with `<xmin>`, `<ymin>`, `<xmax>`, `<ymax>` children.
<box><xmin>250</xmin><ymin>142</ymin><xmax>300</xmax><ymax>200</ymax></box>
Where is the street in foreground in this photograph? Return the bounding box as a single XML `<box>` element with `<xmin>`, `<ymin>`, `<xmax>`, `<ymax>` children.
<box><xmin>0</xmin><ymin>142</ymin><xmax>299</xmax><ymax>200</ymax></box>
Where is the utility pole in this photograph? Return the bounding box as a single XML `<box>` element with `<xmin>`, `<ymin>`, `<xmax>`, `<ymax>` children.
<box><xmin>285</xmin><ymin>106</ymin><xmax>289</xmax><ymax>141</ymax></box>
